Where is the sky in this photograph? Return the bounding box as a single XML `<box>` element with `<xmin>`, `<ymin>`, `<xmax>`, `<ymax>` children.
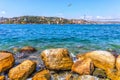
<box><xmin>0</xmin><ymin>0</ymin><xmax>120</xmax><ymax>20</ymax></box>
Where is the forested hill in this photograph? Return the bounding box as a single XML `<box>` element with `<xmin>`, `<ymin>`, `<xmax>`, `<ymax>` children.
<box><xmin>1</xmin><ymin>16</ymin><xmax>120</xmax><ymax>24</ymax></box>
<box><xmin>0</xmin><ymin>16</ymin><xmax>89</xmax><ymax>24</ymax></box>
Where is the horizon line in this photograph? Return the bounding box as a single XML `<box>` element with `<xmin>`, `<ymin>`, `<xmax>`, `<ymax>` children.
<box><xmin>1</xmin><ymin>15</ymin><xmax>120</xmax><ymax>22</ymax></box>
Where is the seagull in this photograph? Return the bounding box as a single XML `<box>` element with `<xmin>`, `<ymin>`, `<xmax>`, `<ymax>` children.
<box><xmin>68</xmin><ymin>3</ymin><xmax>72</xmax><ymax>7</ymax></box>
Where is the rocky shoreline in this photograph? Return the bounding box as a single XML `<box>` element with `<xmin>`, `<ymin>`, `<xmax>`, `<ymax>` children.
<box><xmin>0</xmin><ymin>46</ymin><xmax>119</xmax><ymax>80</ymax></box>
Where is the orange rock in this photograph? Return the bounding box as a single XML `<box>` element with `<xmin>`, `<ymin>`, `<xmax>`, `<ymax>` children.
<box><xmin>0</xmin><ymin>50</ymin><xmax>10</xmax><ymax>53</ymax></box>
<box><xmin>0</xmin><ymin>76</ymin><xmax>5</xmax><ymax>80</ymax></box>
<box><xmin>8</xmin><ymin>60</ymin><xmax>36</xmax><ymax>80</ymax></box>
<box><xmin>66</xmin><ymin>74</ymin><xmax>101</xmax><ymax>80</ymax></box>
<box><xmin>77</xmin><ymin>50</ymin><xmax>115</xmax><ymax>71</ymax></box>
<box><xmin>72</xmin><ymin>58</ymin><xmax>94</xmax><ymax>75</ymax></box>
<box><xmin>66</xmin><ymin>74</ymin><xmax>74</xmax><ymax>80</ymax></box>
<box><xmin>41</xmin><ymin>48</ymin><xmax>73</xmax><ymax>70</ymax></box>
<box><xmin>76</xmin><ymin>53</ymin><xmax>86</xmax><ymax>61</ymax></box>
<box><xmin>109</xmin><ymin>55</ymin><xmax>120</xmax><ymax>80</ymax></box>
<box><xmin>85</xmin><ymin>51</ymin><xmax>115</xmax><ymax>71</ymax></box>
<box><xmin>116</xmin><ymin>55</ymin><xmax>120</xmax><ymax>71</ymax></box>
<box><xmin>32</xmin><ymin>70</ymin><xmax>50</xmax><ymax>80</ymax></box>
<box><xmin>105</xmin><ymin>69</ymin><xmax>120</xmax><ymax>80</ymax></box>
<box><xmin>20</xmin><ymin>46</ymin><xmax>36</xmax><ymax>53</ymax></box>
<box><xmin>77</xmin><ymin>51</ymin><xmax>117</xmax><ymax>80</ymax></box>
<box><xmin>0</xmin><ymin>51</ymin><xmax>14</xmax><ymax>73</ymax></box>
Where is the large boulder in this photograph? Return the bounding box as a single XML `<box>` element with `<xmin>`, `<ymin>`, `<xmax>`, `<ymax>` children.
<box><xmin>32</xmin><ymin>70</ymin><xmax>51</xmax><ymax>80</ymax></box>
<box><xmin>8</xmin><ymin>60</ymin><xmax>36</xmax><ymax>80</ymax></box>
<box><xmin>0</xmin><ymin>51</ymin><xmax>14</xmax><ymax>73</ymax></box>
<box><xmin>0</xmin><ymin>76</ymin><xmax>5</xmax><ymax>80</ymax></box>
<box><xmin>76</xmin><ymin>53</ymin><xmax>86</xmax><ymax>61</ymax></box>
<box><xmin>20</xmin><ymin>46</ymin><xmax>36</xmax><ymax>53</ymax></box>
<box><xmin>105</xmin><ymin>69</ymin><xmax>120</xmax><ymax>80</ymax></box>
<box><xmin>108</xmin><ymin>55</ymin><xmax>120</xmax><ymax>80</ymax></box>
<box><xmin>116</xmin><ymin>55</ymin><xmax>120</xmax><ymax>71</ymax></box>
<box><xmin>77</xmin><ymin>51</ymin><xmax>116</xmax><ymax>80</ymax></box>
<box><xmin>41</xmin><ymin>48</ymin><xmax>73</xmax><ymax>70</ymax></box>
<box><xmin>0</xmin><ymin>51</ymin><xmax>11</xmax><ymax>53</ymax></box>
<box><xmin>72</xmin><ymin>58</ymin><xmax>94</xmax><ymax>75</ymax></box>
<box><xmin>77</xmin><ymin>50</ymin><xmax>115</xmax><ymax>71</ymax></box>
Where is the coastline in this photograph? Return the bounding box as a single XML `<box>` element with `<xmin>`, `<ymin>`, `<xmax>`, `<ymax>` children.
<box><xmin>1</xmin><ymin>16</ymin><xmax>120</xmax><ymax>24</ymax></box>
<box><xmin>0</xmin><ymin>46</ymin><xmax>119</xmax><ymax>80</ymax></box>
<box><xmin>0</xmin><ymin>47</ymin><xmax>117</xmax><ymax>80</ymax></box>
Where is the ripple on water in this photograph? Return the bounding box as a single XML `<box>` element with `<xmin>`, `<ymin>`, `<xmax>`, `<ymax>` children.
<box><xmin>0</xmin><ymin>24</ymin><xmax>120</xmax><ymax>54</ymax></box>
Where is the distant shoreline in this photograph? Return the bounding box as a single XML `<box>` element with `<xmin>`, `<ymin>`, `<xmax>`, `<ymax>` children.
<box><xmin>0</xmin><ymin>16</ymin><xmax>120</xmax><ymax>24</ymax></box>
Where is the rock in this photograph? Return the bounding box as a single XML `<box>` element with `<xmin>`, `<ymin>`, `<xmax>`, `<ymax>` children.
<box><xmin>50</xmin><ymin>70</ymin><xmax>71</xmax><ymax>80</ymax></box>
<box><xmin>108</xmin><ymin>55</ymin><xmax>120</xmax><ymax>80</ymax></box>
<box><xmin>0</xmin><ymin>51</ymin><xmax>15</xmax><ymax>73</ymax></box>
<box><xmin>66</xmin><ymin>74</ymin><xmax>80</xmax><ymax>80</ymax></box>
<box><xmin>76</xmin><ymin>51</ymin><xmax>116</xmax><ymax>80</ymax></box>
<box><xmin>8</xmin><ymin>60</ymin><xmax>36</xmax><ymax>80</ymax></box>
<box><xmin>66</xmin><ymin>73</ymin><xmax>82</xmax><ymax>80</ymax></box>
<box><xmin>76</xmin><ymin>53</ymin><xmax>86</xmax><ymax>61</ymax></box>
<box><xmin>66</xmin><ymin>74</ymin><xmax>73</xmax><ymax>80</ymax></box>
<box><xmin>79</xmin><ymin>75</ymin><xmax>105</xmax><ymax>80</ymax></box>
<box><xmin>66</xmin><ymin>74</ymin><xmax>107</xmax><ymax>80</ymax></box>
<box><xmin>0</xmin><ymin>50</ymin><xmax>11</xmax><ymax>53</ymax></box>
<box><xmin>93</xmin><ymin>68</ymin><xmax>107</xmax><ymax>78</ymax></box>
<box><xmin>32</xmin><ymin>70</ymin><xmax>51</xmax><ymax>80</ymax></box>
<box><xmin>116</xmin><ymin>55</ymin><xmax>120</xmax><ymax>71</ymax></box>
<box><xmin>20</xmin><ymin>46</ymin><xmax>36</xmax><ymax>53</ymax></box>
<box><xmin>72</xmin><ymin>58</ymin><xmax>94</xmax><ymax>75</ymax></box>
<box><xmin>13</xmin><ymin>47</ymin><xmax>20</xmax><ymax>53</ymax></box>
<box><xmin>41</xmin><ymin>48</ymin><xmax>73</xmax><ymax>70</ymax></box>
<box><xmin>0</xmin><ymin>76</ymin><xmax>5</xmax><ymax>80</ymax></box>
<box><xmin>105</xmin><ymin>69</ymin><xmax>118</xmax><ymax>80</ymax></box>
<box><xmin>77</xmin><ymin>50</ymin><xmax>115</xmax><ymax>71</ymax></box>
<box><xmin>100</xmin><ymin>60</ymin><xmax>120</xmax><ymax>80</ymax></box>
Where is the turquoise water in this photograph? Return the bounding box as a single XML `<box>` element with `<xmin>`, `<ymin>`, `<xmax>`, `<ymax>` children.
<box><xmin>0</xmin><ymin>24</ymin><xmax>120</xmax><ymax>54</ymax></box>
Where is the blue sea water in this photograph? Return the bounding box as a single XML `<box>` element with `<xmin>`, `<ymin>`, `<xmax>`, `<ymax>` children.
<box><xmin>0</xmin><ymin>24</ymin><xmax>120</xmax><ymax>54</ymax></box>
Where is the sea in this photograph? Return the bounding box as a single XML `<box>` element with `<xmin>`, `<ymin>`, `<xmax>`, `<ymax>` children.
<box><xmin>0</xmin><ymin>24</ymin><xmax>120</xmax><ymax>54</ymax></box>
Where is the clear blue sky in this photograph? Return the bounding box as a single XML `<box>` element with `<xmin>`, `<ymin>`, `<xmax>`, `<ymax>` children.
<box><xmin>0</xmin><ymin>0</ymin><xmax>120</xmax><ymax>19</ymax></box>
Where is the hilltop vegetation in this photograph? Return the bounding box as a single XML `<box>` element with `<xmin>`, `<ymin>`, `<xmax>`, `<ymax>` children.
<box><xmin>1</xmin><ymin>16</ymin><xmax>120</xmax><ymax>24</ymax></box>
<box><xmin>0</xmin><ymin>16</ymin><xmax>89</xmax><ymax>24</ymax></box>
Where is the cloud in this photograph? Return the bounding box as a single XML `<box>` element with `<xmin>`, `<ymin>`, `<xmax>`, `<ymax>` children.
<box><xmin>1</xmin><ymin>11</ymin><xmax>6</xmax><ymax>14</ymax></box>
<box><xmin>96</xmin><ymin>16</ymin><xmax>113</xmax><ymax>20</ymax></box>
<box><xmin>96</xmin><ymin>16</ymin><xmax>103</xmax><ymax>19</ymax></box>
<box><xmin>79</xmin><ymin>15</ymin><xmax>114</xmax><ymax>21</ymax></box>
